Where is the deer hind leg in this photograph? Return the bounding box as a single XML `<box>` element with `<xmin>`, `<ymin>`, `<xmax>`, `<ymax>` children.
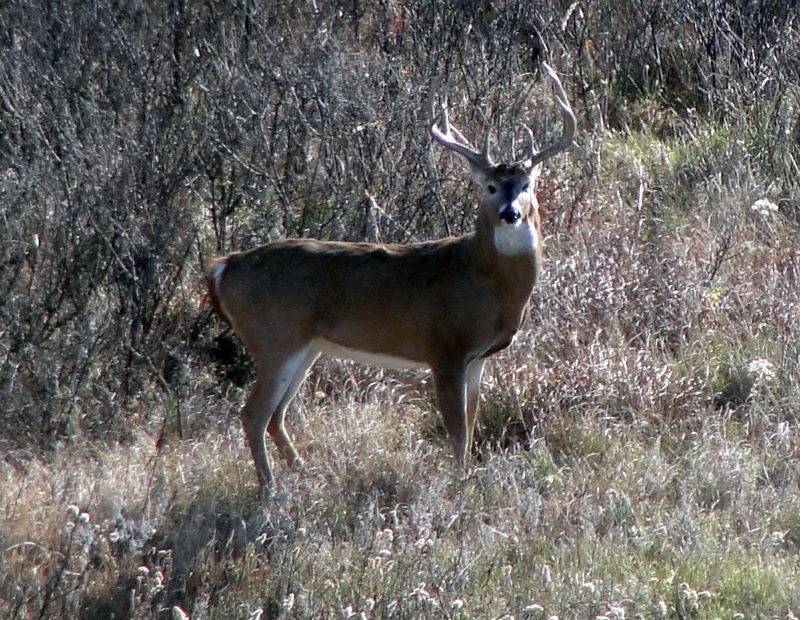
<box><xmin>266</xmin><ymin>348</ymin><xmax>319</xmax><ymax>468</ymax></box>
<box><xmin>240</xmin><ymin>345</ymin><xmax>312</xmax><ymax>495</ymax></box>
<box><xmin>432</xmin><ymin>363</ymin><xmax>469</xmax><ymax>468</ymax></box>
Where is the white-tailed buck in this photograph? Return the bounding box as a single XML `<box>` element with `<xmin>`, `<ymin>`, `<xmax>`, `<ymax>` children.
<box><xmin>206</xmin><ymin>64</ymin><xmax>575</xmax><ymax>497</ymax></box>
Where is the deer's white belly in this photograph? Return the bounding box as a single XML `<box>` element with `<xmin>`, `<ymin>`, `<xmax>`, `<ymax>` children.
<box><xmin>314</xmin><ymin>338</ymin><xmax>429</xmax><ymax>370</ymax></box>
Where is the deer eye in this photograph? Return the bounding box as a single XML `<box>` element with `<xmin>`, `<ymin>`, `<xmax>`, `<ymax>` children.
<box><xmin>522</xmin><ymin>182</ymin><xmax>530</xmax><ymax>192</ymax></box>
<box><xmin>487</xmin><ymin>184</ymin><xmax>497</xmax><ymax>194</ymax></box>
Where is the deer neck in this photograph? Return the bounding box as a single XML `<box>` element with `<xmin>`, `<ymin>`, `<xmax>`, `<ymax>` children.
<box><xmin>474</xmin><ymin>210</ymin><xmax>540</xmax><ymax>297</ymax></box>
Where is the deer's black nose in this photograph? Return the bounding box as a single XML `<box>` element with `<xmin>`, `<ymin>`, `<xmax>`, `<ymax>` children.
<box><xmin>499</xmin><ymin>206</ymin><xmax>521</xmax><ymax>224</ymax></box>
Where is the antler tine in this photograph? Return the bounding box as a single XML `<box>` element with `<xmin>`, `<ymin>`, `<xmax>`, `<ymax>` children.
<box><xmin>430</xmin><ymin>80</ymin><xmax>493</xmax><ymax>170</ymax></box>
<box><xmin>529</xmin><ymin>63</ymin><xmax>576</xmax><ymax>167</ymax></box>
<box><xmin>522</xmin><ymin>124</ymin><xmax>535</xmax><ymax>161</ymax></box>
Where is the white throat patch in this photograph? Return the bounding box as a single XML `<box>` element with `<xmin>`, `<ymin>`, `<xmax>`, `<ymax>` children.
<box><xmin>493</xmin><ymin>221</ymin><xmax>538</xmax><ymax>256</ymax></box>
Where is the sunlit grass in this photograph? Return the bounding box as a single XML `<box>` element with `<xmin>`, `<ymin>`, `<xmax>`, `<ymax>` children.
<box><xmin>3</xmin><ymin>366</ymin><xmax>800</xmax><ymax>619</ymax></box>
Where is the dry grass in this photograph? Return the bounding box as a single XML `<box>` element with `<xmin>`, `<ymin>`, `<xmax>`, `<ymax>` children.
<box><xmin>3</xmin><ymin>71</ymin><xmax>800</xmax><ymax>620</ymax></box>
<box><xmin>3</xmin><ymin>298</ymin><xmax>800</xmax><ymax>620</ymax></box>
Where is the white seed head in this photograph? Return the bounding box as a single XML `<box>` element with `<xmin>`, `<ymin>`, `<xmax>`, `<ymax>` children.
<box><xmin>751</xmin><ymin>198</ymin><xmax>779</xmax><ymax>215</ymax></box>
<box><xmin>523</xmin><ymin>603</ymin><xmax>545</xmax><ymax>616</ymax></box>
<box><xmin>607</xmin><ymin>605</ymin><xmax>626</xmax><ymax>619</ymax></box>
<box><xmin>747</xmin><ymin>357</ymin><xmax>777</xmax><ymax>385</ymax></box>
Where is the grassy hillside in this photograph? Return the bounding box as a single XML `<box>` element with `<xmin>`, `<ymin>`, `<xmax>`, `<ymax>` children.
<box><xmin>2</xmin><ymin>0</ymin><xmax>800</xmax><ymax>618</ymax></box>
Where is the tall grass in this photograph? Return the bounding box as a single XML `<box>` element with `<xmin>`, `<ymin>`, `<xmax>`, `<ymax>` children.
<box><xmin>4</xmin><ymin>380</ymin><xmax>800</xmax><ymax>618</ymax></box>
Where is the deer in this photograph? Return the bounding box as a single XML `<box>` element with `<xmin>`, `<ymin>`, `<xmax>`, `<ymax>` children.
<box><xmin>206</xmin><ymin>64</ymin><xmax>575</xmax><ymax>498</ymax></box>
